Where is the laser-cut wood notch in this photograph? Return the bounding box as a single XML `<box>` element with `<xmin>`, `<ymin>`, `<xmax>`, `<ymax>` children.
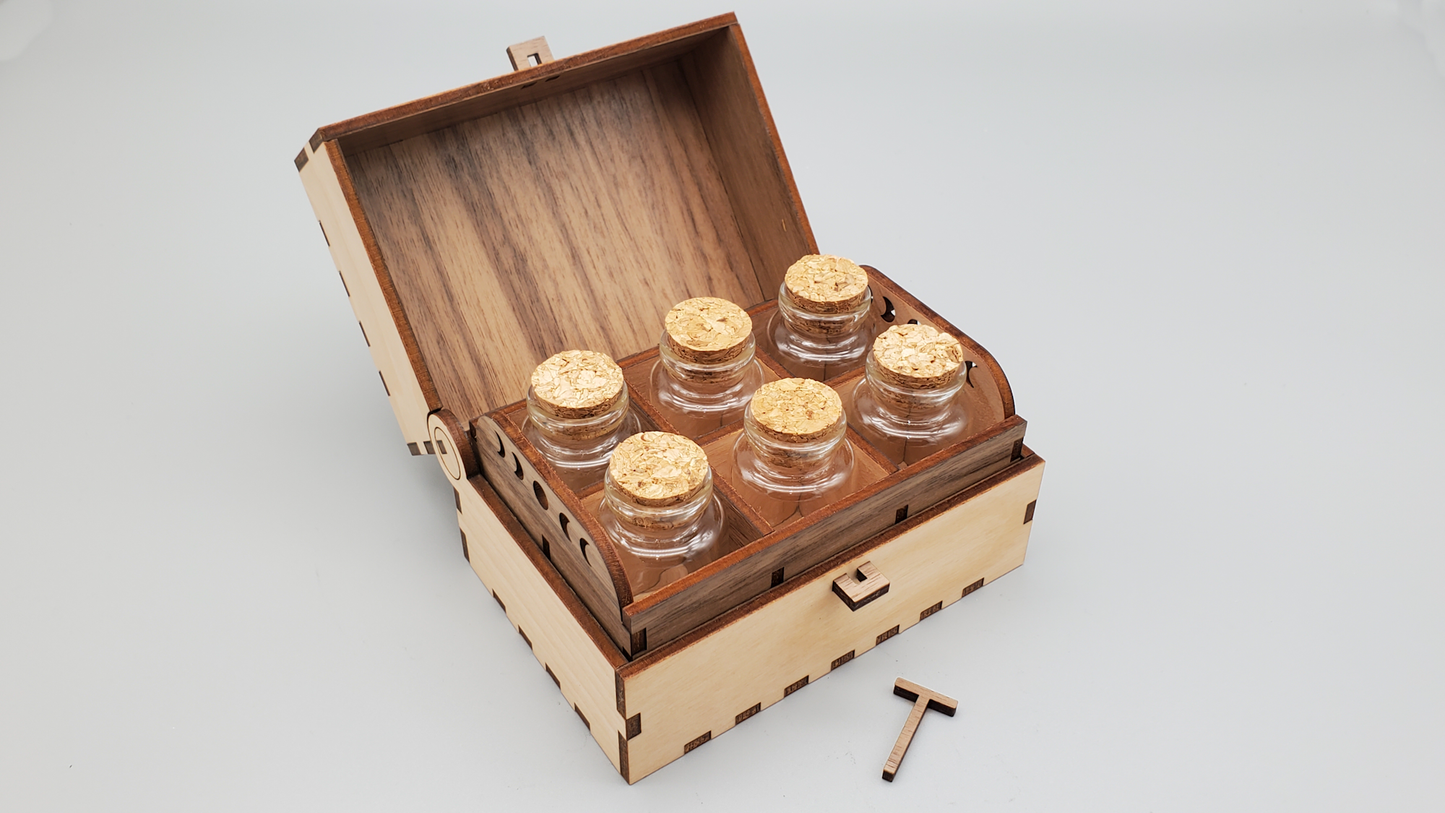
<box><xmin>883</xmin><ymin>678</ymin><xmax>958</xmax><ymax>782</ymax></box>
<box><xmin>831</xmin><ymin>561</ymin><xmax>890</xmax><ymax>611</ymax></box>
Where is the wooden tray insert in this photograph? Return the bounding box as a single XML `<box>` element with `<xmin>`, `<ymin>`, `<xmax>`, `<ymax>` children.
<box><xmin>474</xmin><ymin>267</ymin><xmax>1022</xmax><ymax>658</ymax></box>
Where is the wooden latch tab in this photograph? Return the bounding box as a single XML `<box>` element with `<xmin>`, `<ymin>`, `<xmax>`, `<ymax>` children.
<box><xmin>883</xmin><ymin>678</ymin><xmax>958</xmax><ymax>782</ymax></box>
<box><xmin>507</xmin><ymin>37</ymin><xmax>554</xmax><ymax>71</ymax></box>
<box><xmin>832</xmin><ymin>561</ymin><xmax>890</xmax><ymax>611</ymax></box>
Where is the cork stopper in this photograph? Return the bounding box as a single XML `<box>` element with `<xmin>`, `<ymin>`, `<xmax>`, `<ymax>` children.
<box><xmin>871</xmin><ymin>324</ymin><xmax>964</xmax><ymax>390</ymax></box>
<box><xmin>608</xmin><ymin>432</ymin><xmax>711</xmax><ymax>508</ymax></box>
<box><xmin>784</xmin><ymin>255</ymin><xmax>870</xmax><ymax>314</ymax></box>
<box><xmin>748</xmin><ymin>378</ymin><xmax>845</xmax><ymax>444</ymax></box>
<box><xmin>530</xmin><ymin>350</ymin><xmax>626</xmax><ymax>419</ymax></box>
<box><xmin>663</xmin><ymin>297</ymin><xmax>753</xmax><ymax>364</ymax></box>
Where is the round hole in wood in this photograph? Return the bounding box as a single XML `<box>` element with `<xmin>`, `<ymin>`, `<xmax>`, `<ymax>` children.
<box><xmin>881</xmin><ymin>297</ymin><xmax>896</xmax><ymax>323</ymax></box>
<box><xmin>533</xmin><ymin>481</ymin><xmax>549</xmax><ymax>510</ymax></box>
<box><xmin>494</xmin><ymin>432</ymin><xmax>505</xmax><ymax>457</ymax></box>
<box><xmin>512</xmin><ymin>453</ymin><xmax>524</xmax><ymax>479</ymax></box>
<box><xmin>906</xmin><ymin>318</ymin><xmax>919</xmax><ymax>325</ymax></box>
<box><xmin>558</xmin><ymin>513</ymin><xmax>570</xmax><ymax>539</ymax></box>
<box><xmin>579</xmin><ymin>538</ymin><xmax>590</xmax><ymax>563</ymax></box>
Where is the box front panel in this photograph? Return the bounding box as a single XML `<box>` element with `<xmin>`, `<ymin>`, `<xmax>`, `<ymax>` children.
<box><xmin>618</xmin><ymin>455</ymin><xmax>1045</xmax><ymax>781</ymax></box>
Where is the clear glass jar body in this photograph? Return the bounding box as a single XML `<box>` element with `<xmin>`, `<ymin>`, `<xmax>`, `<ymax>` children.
<box><xmin>522</xmin><ymin>385</ymin><xmax>639</xmax><ymax>493</ymax></box>
<box><xmin>650</xmin><ymin>330</ymin><xmax>764</xmax><ymax>439</ymax></box>
<box><xmin>849</xmin><ymin>352</ymin><xmax>970</xmax><ymax>466</ymax></box>
<box><xmin>729</xmin><ymin>409</ymin><xmax>863</xmax><ymax>528</ymax></box>
<box><xmin>767</xmin><ymin>283</ymin><xmax>876</xmax><ymax>380</ymax></box>
<box><xmin>599</xmin><ymin>468</ymin><xmax>727</xmax><ymax>596</ymax></box>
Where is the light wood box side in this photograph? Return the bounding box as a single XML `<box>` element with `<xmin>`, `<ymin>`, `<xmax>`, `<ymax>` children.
<box><xmin>618</xmin><ymin>454</ymin><xmax>1046</xmax><ymax>781</ymax></box>
<box><xmin>297</xmin><ymin>141</ymin><xmax>437</xmax><ymax>449</ymax></box>
<box><xmin>456</xmin><ymin>472</ymin><xmax>629</xmax><ymax>775</ymax></box>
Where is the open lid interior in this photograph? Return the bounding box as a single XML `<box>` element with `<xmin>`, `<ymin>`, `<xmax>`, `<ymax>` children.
<box><xmin>322</xmin><ymin>15</ymin><xmax>816</xmax><ymax>425</ymax></box>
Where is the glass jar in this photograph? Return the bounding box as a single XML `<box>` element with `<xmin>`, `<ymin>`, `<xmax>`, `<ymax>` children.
<box><xmin>599</xmin><ymin>432</ymin><xmax>727</xmax><ymax>596</ymax></box>
<box><xmin>850</xmin><ymin>324</ymin><xmax>971</xmax><ymax>466</ymax></box>
<box><xmin>730</xmin><ymin>377</ymin><xmax>862</xmax><ymax>528</ymax></box>
<box><xmin>523</xmin><ymin>350</ymin><xmax>639</xmax><ymax>492</ymax></box>
<box><xmin>651</xmin><ymin>297</ymin><xmax>764</xmax><ymax>438</ymax></box>
<box><xmin>767</xmin><ymin>254</ymin><xmax>876</xmax><ymax>380</ymax></box>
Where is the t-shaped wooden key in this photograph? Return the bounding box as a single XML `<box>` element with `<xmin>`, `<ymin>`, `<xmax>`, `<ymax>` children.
<box><xmin>882</xmin><ymin>678</ymin><xmax>958</xmax><ymax>782</ymax></box>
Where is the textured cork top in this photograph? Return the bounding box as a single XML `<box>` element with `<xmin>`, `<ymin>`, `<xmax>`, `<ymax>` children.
<box><xmin>749</xmin><ymin>378</ymin><xmax>845</xmax><ymax>443</ymax></box>
<box><xmin>608</xmin><ymin>432</ymin><xmax>711</xmax><ymax>507</ymax></box>
<box><xmin>872</xmin><ymin>324</ymin><xmax>964</xmax><ymax>389</ymax></box>
<box><xmin>663</xmin><ymin>297</ymin><xmax>753</xmax><ymax>364</ymax></box>
<box><xmin>784</xmin><ymin>254</ymin><xmax>869</xmax><ymax>314</ymax></box>
<box><xmin>529</xmin><ymin>350</ymin><xmax>625</xmax><ymax>419</ymax></box>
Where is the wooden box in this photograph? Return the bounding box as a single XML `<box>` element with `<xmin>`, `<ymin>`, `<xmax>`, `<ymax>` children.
<box><xmin>294</xmin><ymin>13</ymin><xmax>1045</xmax><ymax>783</ymax></box>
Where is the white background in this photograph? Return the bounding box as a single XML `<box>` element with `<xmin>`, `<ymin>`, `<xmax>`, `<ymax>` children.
<box><xmin>2</xmin><ymin>0</ymin><xmax>1443</xmax><ymax>809</ymax></box>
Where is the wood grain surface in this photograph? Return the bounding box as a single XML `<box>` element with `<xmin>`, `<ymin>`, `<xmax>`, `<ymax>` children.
<box><xmin>474</xmin><ymin>413</ymin><xmax>633</xmax><ymax>653</ymax></box>
<box><xmin>296</xmin><ymin>141</ymin><xmax>437</xmax><ymax>448</ymax></box>
<box><xmin>455</xmin><ymin>473</ymin><xmax>628</xmax><ymax>773</ymax></box>
<box><xmin>318</xmin><ymin>16</ymin><xmax>739</xmax><ymax>153</ymax></box>
<box><xmin>617</xmin><ymin>453</ymin><xmax>1045</xmax><ymax>781</ymax></box>
<box><xmin>296</xmin><ymin>13</ymin><xmax>1047</xmax><ymax>785</ymax></box>
<box><xmin>623</xmin><ymin>415</ymin><xmax>1026</xmax><ymax>651</ymax></box>
<box><xmin>467</xmin><ymin>260</ymin><xmax>1026</xmax><ymax>656</ymax></box>
<box><xmin>346</xmin><ymin>57</ymin><xmax>766</xmax><ymax>425</ymax></box>
<box><xmin>679</xmin><ymin>26</ymin><xmax>816</xmax><ymax>295</ymax></box>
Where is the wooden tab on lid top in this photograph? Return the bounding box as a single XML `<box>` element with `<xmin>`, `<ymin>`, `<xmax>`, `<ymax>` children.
<box><xmin>784</xmin><ymin>254</ymin><xmax>869</xmax><ymax>313</ymax></box>
<box><xmin>663</xmin><ymin>297</ymin><xmax>753</xmax><ymax>364</ymax></box>
<box><xmin>531</xmin><ymin>350</ymin><xmax>625</xmax><ymax>419</ymax></box>
<box><xmin>506</xmin><ymin>36</ymin><xmax>554</xmax><ymax>71</ymax></box>
<box><xmin>749</xmin><ymin>378</ymin><xmax>844</xmax><ymax>443</ymax></box>
<box><xmin>609</xmin><ymin>432</ymin><xmax>710</xmax><ymax>507</ymax></box>
<box><xmin>872</xmin><ymin>324</ymin><xmax>964</xmax><ymax>390</ymax></box>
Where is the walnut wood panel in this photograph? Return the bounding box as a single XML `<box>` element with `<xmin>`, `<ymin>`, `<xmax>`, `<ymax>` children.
<box><xmin>623</xmin><ymin>415</ymin><xmax>1027</xmax><ymax>650</ymax></box>
<box><xmin>319</xmin><ymin>16</ymin><xmax>741</xmax><ymax>154</ymax></box>
<box><xmin>679</xmin><ymin>26</ymin><xmax>816</xmax><ymax>296</ymax></box>
<box><xmin>491</xmin><ymin>409</ymin><xmax>635</xmax><ymax>610</ymax></box>
<box><xmin>346</xmin><ymin>60</ymin><xmax>767</xmax><ymax>425</ymax></box>
<box><xmin>617</xmin><ymin>453</ymin><xmax>1045</xmax><ymax>781</ymax></box>
<box><xmin>455</xmin><ymin>474</ymin><xmax>628</xmax><ymax>772</ymax></box>
<box><xmin>474</xmin><ymin>414</ymin><xmax>632</xmax><ymax>653</ymax></box>
<box><xmin>296</xmin><ymin>141</ymin><xmax>435</xmax><ymax>447</ymax></box>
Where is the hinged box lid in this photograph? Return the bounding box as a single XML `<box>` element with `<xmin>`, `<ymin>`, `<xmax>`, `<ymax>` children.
<box><xmin>300</xmin><ymin>13</ymin><xmax>816</xmax><ymax>432</ymax></box>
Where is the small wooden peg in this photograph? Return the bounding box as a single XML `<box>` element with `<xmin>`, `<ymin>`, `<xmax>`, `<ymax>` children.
<box><xmin>882</xmin><ymin>678</ymin><xmax>957</xmax><ymax>782</ymax></box>
<box><xmin>831</xmin><ymin>561</ymin><xmax>890</xmax><ymax>611</ymax></box>
<box><xmin>507</xmin><ymin>36</ymin><xmax>554</xmax><ymax>71</ymax></box>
